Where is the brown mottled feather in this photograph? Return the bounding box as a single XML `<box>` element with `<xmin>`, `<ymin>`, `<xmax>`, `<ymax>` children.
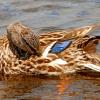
<box><xmin>7</xmin><ymin>22</ymin><xmax>40</xmax><ymax>56</ymax></box>
<box><xmin>0</xmin><ymin>22</ymin><xmax>100</xmax><ymax>76</ymax></box>
<box><xmin>40</xmin><ymin>24</ymin><xmax>100</xmax><ymax>46</ymax></box>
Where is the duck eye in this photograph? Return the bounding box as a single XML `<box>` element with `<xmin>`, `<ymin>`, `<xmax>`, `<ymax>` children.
<box><xmin>50</xmin><ymin>40</ymin><xmax>72</xmax><ymax>54</ymax></box>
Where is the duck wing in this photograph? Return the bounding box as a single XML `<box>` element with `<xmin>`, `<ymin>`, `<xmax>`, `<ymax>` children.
<box><xmin>40</xmin><ymin>24</ymin><xmax>100</xmax><ymax>46</ymax></box>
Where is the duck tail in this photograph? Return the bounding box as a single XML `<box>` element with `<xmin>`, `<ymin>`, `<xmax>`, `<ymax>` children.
<box><xmin>62</xmin><ymin>24</ymin><xmax>100</xmax><ymax>40</ymax></box>
<box><xmin>94</xmin><ymin>36</ymin><xmax>100</xmax><ymax>40</ymax></box>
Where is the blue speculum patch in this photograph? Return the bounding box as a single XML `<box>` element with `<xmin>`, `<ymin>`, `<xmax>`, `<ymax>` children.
<box><xmin>50</xmin><ymin>40</ymin><xmax>72</xmax><ymax>54</ymax></box>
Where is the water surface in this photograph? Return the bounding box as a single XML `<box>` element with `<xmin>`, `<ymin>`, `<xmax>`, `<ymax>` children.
<box><xmin>0</xmin><ymin>0</ymin><xmax>100</xmax><ymax>100</ymax></box>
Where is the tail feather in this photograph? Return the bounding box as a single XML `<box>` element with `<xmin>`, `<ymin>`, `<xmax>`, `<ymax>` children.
<box><xmin>82</xmin><ymin>63</ymin><xmax>100</xmax><ymax>72</ymax></box>
<box><xmin>63</xmin><ymin>24</ymin><xmax>100</xmax><ymax>40</ymax></box>
<box><xmin>40</xmin><ymin>24</ymin><xmax>100</xmax><ymax>45</ymax></box>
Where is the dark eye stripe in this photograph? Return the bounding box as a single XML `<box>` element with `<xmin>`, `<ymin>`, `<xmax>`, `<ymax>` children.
<box><xmin>50</xmin><ymin>40</ymin><xmax>72</xmax><ymax>54</ymax></box>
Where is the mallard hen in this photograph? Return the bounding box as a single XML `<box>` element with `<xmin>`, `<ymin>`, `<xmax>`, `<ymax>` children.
<box><xmin>0</xmin><ymin>22</ymin><xmax>100</xmax><ymax>76</ymax></box>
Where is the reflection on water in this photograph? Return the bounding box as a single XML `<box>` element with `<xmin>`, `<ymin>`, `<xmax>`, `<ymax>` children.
<box><xmin>0</xmin><ymin>76</ymin><xmax>100</xmax><ymax>100</ymax></box>
<box><xmin>0</xmin><ymin>0</ymin><xmax>100</xmax><ymax>100</ymax></box>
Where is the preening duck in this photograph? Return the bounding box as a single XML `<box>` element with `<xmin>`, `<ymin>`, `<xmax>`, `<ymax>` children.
<box><xmin>0</xmin><ymin>22</ymin><xmax>100</xmax><ymax>76</ymax></box>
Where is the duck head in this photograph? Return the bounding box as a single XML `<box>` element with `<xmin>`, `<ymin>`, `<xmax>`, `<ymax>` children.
<box><xmin>7</xmin><ymin>22</ymin><xmax>41</xmax><ymax>58</ymax></box>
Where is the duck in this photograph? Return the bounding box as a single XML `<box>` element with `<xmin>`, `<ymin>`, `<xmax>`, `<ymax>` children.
<box><xmin>0</xmin><ymin>22</ymin><xmax>100</xmax><ymax>76</ymax></box>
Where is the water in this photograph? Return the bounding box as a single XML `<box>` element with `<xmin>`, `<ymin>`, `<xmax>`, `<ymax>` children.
<box><xmin>0</xmin><ymin>76</ymin><xmax>100</xmax><ymax>100</ymax></box>
<box><xmin>0</xmin><ymin>0</ymin><xmax>100</xmax><ymax>100</ymax></box>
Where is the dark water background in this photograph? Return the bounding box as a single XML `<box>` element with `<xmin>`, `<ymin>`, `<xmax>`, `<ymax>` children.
<box><xmin>0</xmin><ymin>0</ymin><xmax>100</xmax><ymax>100</ymax></box>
